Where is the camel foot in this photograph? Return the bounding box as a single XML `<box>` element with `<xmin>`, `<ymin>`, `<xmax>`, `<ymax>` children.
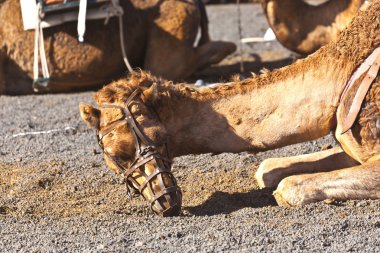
<box><xmin>255</xmin><ymin>158</ymin><xmax>283</xmax><ymax>189</ymax></box>
<box><xmin>255</xmin><ymin>147</ymin><xmax>358</xmax><ymax>189</ymax></box>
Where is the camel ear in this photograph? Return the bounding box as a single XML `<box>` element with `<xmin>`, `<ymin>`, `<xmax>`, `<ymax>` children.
<box><xmin>79</xmin><ymin>103</ymin><xmax>100</xmax><ymax>129</ymax></box>
<box><xmin>142</xmin><ymin>83</ymin><xmax>159</xmax><ymax>104</ymax></box>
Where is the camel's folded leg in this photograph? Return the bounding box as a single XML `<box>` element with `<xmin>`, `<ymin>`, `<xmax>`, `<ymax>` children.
<box><xmin>143</xmin><ymin>0</ymin><xmax>235</xmax><ymax>80</ymax></box>
<box><xmin>273</xmin><ymin>161</ymin><xmax>380</xmax><ymax>207</ymax></box>
<box><xmin>194</xmin><ymin>41</ymin><xmax>236</xmax><ymax>71</ymax></box>
<box><xmin>144</xmin><ymin>34</ymin><xmax>235</xmax><ymax>80</ymax></box>
<box><xmin>255</xmin><ymin>147</ymin><xmax>359</xmax><ymax>188</ymax></box>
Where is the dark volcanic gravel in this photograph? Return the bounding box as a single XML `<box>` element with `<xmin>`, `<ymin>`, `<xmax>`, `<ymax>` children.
<box><xmin>0</xmin><ymin>3</ymin><xmax>379</xmax><ymax>253</ymax></box>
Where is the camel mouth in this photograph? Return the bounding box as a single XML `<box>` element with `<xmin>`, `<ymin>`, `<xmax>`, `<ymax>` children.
<box><xmin>153</xmin><ymin>187</ymin><xmax>183</xmax><ymax>217</ymax></box>
<box><xmin>136</xmin><ymin>168</ymin><xmax>183</xmax><ymax>217</ymax></box>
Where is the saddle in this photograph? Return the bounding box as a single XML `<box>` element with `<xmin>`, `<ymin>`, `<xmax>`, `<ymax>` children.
<box><xmin>20</xmin><ymin>0</ymin><xmax>132</xmax><ymax>92</ymax></box>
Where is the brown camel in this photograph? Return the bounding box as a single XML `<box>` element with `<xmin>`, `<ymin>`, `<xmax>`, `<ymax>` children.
<box><xmin>260</xmin><ymin>0</ymin><xmax>366</xmax><ymax>54</ymax></box>
<box><xmin>80</xmin><ymin>0</ymin><xmax>380</xmax><ymax>213</ymax></box>
<box><xmin>0</xmin><ymin>0</ymin><xmax>235</xmax><ymax>95</ymax></box>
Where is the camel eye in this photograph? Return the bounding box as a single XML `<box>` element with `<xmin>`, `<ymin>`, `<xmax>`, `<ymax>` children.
<box><xmin>118</xmin><ymin>152</ymin><xmax>132</xmax><ymax>161</ymax></box>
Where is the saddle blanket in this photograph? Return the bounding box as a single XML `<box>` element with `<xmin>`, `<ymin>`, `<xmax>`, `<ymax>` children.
<box><xmin>20</xmin><ymin>0</ymin><xmax>119</xmax><ymax>30</ymax></box>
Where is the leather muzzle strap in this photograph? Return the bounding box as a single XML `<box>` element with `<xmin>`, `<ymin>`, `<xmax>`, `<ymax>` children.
<box><xmin>96</xmin><ymin>89</ymin><xmax>181</xmax><ymax>214</ymax></box>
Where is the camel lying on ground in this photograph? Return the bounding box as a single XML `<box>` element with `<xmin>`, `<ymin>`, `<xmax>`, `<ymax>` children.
<box><xmin>0</xmin><ymin>0</ymin><xmax>235</xmax><ymax>95</ymax></box>
<box><xmin>261</xmin><ymin>0</ymin><xmax>366</xmax><ymax>54</ymax></box>
<box><xmin>80</xmin><ymin>0</ymin><xmax>380</xmax><ymax>215</ymax></box>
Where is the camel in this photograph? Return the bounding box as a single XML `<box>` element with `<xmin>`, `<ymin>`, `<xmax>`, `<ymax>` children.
<box><xmin>80</xmin><ymin>0</ymin><xmax>380</xmax><ymax>214</ymax></box>
<box><xmin>0</xmin><ymin>0</ymin><xmax>235</xmax><ymax>95</ymax></box>
<box><xmin>260</xmin><ymin>0</ymin><xmax>366</xmax><ymax>54</ymax></box>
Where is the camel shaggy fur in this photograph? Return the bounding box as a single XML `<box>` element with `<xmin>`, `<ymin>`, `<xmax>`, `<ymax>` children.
<box><xmin>0</xmin><ymin>0</ymin><xmax>235</xmax><ymax>95</ymax></box>
<box><xmin>80</xmin><ymin>0</ymin><xmax>380</xmax><ymax>209</ymax></box>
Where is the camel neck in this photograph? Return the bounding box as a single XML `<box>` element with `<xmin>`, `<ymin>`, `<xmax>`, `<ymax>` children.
<box><xmin>156</xmin><ymin>55</ymin><xmax>350</xmax><ymax>157</ymax></box>
<box><xmin>154</xmin><ymin>0</ymin><xmax>380</xmax><ymax>157</ymax></box>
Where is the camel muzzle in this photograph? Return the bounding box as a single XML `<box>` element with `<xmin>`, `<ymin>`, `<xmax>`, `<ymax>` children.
<box><xmin>96</xmin><ymin>89</ymin><xmax>182</xmax><ymax>216</ymax></box>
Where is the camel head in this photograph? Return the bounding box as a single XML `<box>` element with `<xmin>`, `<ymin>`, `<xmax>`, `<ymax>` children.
<box><xmin>79</xmin><ymin>72</ymin><xmax>182</xmax><ymax>216</ymax></box>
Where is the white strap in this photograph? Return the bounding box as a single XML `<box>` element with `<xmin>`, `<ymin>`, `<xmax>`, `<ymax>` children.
<box><xmin>77</xmin><ymin>0</ymin><xmax>87</xmax><ymax>42</ymax></box>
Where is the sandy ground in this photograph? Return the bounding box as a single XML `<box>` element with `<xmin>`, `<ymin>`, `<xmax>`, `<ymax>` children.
<box><xmin>0</xmin><ymin>3</ymin><xmax>379</xmax><ymax>253</ymax></box>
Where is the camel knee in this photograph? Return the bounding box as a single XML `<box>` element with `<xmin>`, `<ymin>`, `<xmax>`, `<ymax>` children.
<box><xmin>255</xmin><ymin>158</ymin><xmax>284</xmax><ymax>189</ymax></box>
<box><xmin>255</xmin><ymin>156</ymin><xmax>304</xmax><ymax>189</ymax></box>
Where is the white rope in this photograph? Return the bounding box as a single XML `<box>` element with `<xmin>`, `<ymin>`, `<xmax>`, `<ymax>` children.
<box><xmin>39</xmin><ymin>24</ymin><xmax>50</xmax><ymax>78</ymax></box>
<box><xmin>33</xmin><ymin>3</ymin><xmax>40</xmax><ymax>86</ymax></box>
<box><xmin>33</xmin><ymin>2</ymin><xmax>50</xmax><ymax>92</ymax></box>
<box><xmin>118</xmin><ymin>14</ymin><xmax>133</xmax><ymax>72</ymax></box>
<box><xmin>77</xmin><ymin>0</ymin><xmax>87</xmax><ymax>42</ymax></box>
<box><xmin>109</xmin><ymin>0</ymin><xmax>133</xmax><ymax>72</ymax></box>
<box><xmin>11</xmin><ymin>126</ymin><xmax>77</xmax><ymax>138</ymax></box>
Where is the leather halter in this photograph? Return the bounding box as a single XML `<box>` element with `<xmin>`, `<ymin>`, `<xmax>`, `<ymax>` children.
<box><xmin>339</xmin><ymin>47</ymin><xmax>380</xmax><ymax>134</ymax></box>
<box><xmin>96</xmin><ymin>89</ymin><xmax>182</xmax><ymax>215</ymax></box>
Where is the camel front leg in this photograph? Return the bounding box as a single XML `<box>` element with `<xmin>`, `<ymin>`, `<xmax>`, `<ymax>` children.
<box><xmin>255</xmin><ymin>147</ymin><xmax>359</xmax><ymax>188</ymax></box>
<box><xmin>274</xmin><ymin>161</ymin><xmax>380</xmax><ymax>207</ymax></box>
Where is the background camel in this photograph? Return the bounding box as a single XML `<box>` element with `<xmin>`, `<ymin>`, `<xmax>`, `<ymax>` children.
<box><xmin>204</xmin><ymin>0</ymin><xmax>365</xmax><ymax>55</ymax></box>
<box><xmin>260</xmin><ymin>0</ymin><xmax>366</xmax><ymax>54</ymax></box>
<box><xmin>0</xmin><ymin>0</ymin><xmax>235</xmax><ymax>95</ymax></box>
<box><xmin>80</xmin><ymin>0</ymin><xmax>380</xmax><ymax>211</ymax></box>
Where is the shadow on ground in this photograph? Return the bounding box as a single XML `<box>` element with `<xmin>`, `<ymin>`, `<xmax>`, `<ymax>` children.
<box><xmin>186</xmin><ymin>188</ymin><xmax>276</xmax><ymax>216</ymax></box>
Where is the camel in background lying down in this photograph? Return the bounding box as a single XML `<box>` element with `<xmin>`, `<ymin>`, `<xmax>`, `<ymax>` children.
<box><xmin>80</xmin><ymin>0</ymin><xmax>380</xmax><ymax>214</ymax></box>
<box><xmin>0</xmin><ymin>0</ymin><xmax>235</xmax><ymax>95</ymax></box>
<box><xmin>261</xmin><ymin>0</ymin><xmax>366</xmax><ymax>54</ymax></box>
